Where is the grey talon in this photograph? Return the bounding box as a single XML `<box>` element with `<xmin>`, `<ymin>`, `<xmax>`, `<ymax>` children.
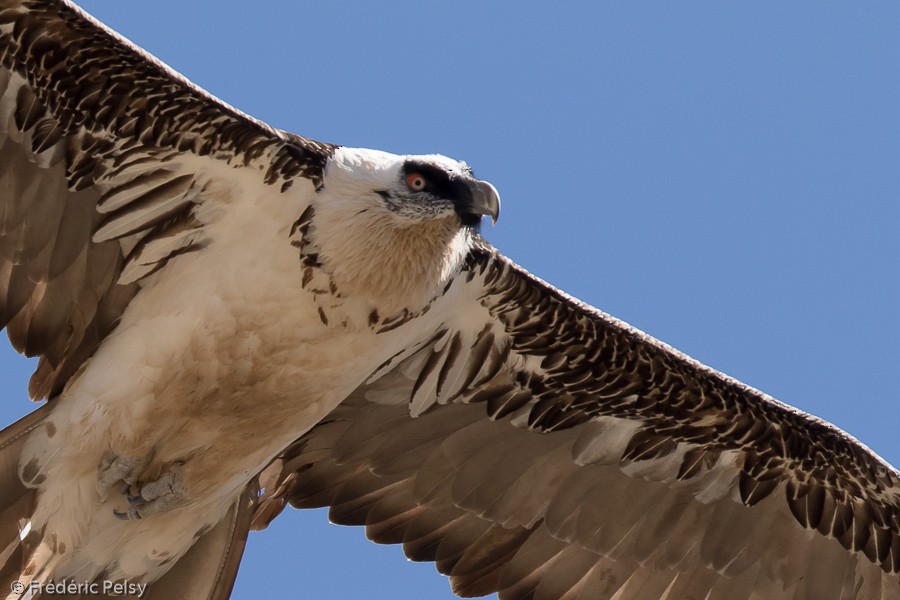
<box><xmin>113</xmin><ymin>508</ymin><xmax>142</xmax><ymax>521</ymax></box>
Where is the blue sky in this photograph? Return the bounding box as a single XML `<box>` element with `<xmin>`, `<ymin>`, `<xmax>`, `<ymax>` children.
<box><xmin>2</xmin><ymin>2</ymin><xmax>900</xmax><ymax>598</ymax></box>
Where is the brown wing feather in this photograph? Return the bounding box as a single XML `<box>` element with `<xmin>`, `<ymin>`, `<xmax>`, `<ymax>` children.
<box><xmin>257</xmin><ymin>241</ymin><xmax>900</xmax><ymax>599</ymax></box>
<box><xmin>0</xmin><ymin>0</ymin><xmax>336</xmax><ymax>398</ymax></box>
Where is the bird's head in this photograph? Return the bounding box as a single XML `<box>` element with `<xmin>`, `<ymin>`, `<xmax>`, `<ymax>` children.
<box><xmin>308</xmin><ymin>147</ymin><xmax>500</xmax><ymax>314</ymax></box>
<box><xmin>320</xmin><ymin>147</ymin><xmax>499</xmax><ymax>230</ymax></box>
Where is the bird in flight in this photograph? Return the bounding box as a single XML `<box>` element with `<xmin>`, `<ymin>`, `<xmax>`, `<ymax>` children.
<box><xmin>0</xmin><ymin>1</ymin><xmax>898</xmax><ymax>599</ymax></box>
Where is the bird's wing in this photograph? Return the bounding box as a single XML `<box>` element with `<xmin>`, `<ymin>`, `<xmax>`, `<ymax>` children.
<box><xmin>0</xmin><ymin>0</ymin><xmax>334</xmax><ymax>399</ymax></box>
<box><xmin>257</xmin><ymin>241</ymin><xmax>900</xmax><ymax>600</ymax></box>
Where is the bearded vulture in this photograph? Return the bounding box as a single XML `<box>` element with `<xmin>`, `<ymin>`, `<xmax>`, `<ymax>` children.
<box><xmin>0</xmin><ymin>1</ymin><xmax>897</xmax><ymax>599</ymax></box>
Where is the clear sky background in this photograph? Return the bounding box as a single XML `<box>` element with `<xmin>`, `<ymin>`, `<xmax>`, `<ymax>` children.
<box><xmin>1</xmin><ymin>2</ymin><xmax>899</xmax><ymax>599</ymax></box>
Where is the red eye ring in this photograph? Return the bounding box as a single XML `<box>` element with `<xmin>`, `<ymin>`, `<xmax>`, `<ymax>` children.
<box><xmin>406</xmin><ymin>173</ymin><xmax>427</xmax><ymax>191</ymax></box>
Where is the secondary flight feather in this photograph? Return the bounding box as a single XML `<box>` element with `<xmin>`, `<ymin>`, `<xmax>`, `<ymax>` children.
<box><xmin>0</xmin><ymin>1</ymin><xmax>897</xmax><ymax>599</ymax></box>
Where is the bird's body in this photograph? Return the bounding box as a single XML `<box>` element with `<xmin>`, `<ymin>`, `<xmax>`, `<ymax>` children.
<box><xmin>20</xmin><ymin>166</ymin><xmax>329</xmax><ymax>580</ymax></box>
<box><xmin>0</xmin><ymin>1</ymin><xmax>898</xmax><ymax>599</ymax></box>
<box><xmin>13</xmin><ymin>147</ymin><xmax>483</xmax><ymax>583</ymax></box>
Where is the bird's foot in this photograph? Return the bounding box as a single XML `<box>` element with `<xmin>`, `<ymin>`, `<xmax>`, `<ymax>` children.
<box><xmin>96</xmin><ymin>452</ymin><xmax>186</xmax><ymax>519</ymax></box>
<box><xmin>96</xmin><ymin>452</ymin><xmax>150</xmax><ymax>500</ymax></box>
<box><xmin>113</xmin><ymin>462</ymin><xmax>186</xmax><ymax>520</ymax></box>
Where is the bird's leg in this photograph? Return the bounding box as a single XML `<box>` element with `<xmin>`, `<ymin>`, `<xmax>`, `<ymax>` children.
<box><xmin>114</xmin><ymin>462</ymin><xmax>186</xmax><ymax>521</ymax></box>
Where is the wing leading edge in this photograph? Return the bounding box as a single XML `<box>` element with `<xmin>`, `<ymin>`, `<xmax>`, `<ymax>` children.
<box><xmin>256</xmin><ymin>242</ymin><xmax>900</xmax><ymax>600</ymax></box>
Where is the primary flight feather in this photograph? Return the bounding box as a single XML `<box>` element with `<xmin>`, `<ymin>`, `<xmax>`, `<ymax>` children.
<box><xmin>0</xmin><ymin>1</ymin><xmax>897</xmax><ymax>599</ymax></box>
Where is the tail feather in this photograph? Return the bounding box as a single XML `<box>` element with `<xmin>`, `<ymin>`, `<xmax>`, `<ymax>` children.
<box><xmin>1</xmin><ymin>406</ymin><xmax>257</xmax><ymax>600</ymax></box>
<box><xmin>0</xmin><ymin>404</ymin><xmax>50</xmax><ymax>523</ymax></box>
<box><xmin>10</xmin><ymin>538</ymin><xmax>62</xmax><ymax>600</ymax></box>
<box><xmin>142</xmin><ymin>486</ymin><xmax>256</xmax><ymax>600</ymax></box>
<box><xmin>1</xmin><ymin>405</ymin><xmax>51</xmax><ymax>598</ymax></box>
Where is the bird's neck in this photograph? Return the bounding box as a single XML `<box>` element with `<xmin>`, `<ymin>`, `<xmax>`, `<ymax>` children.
<box><xmin>298</xmin><ymin>202</ymin><xmax>471</xmax><ymax>317</ymax></box>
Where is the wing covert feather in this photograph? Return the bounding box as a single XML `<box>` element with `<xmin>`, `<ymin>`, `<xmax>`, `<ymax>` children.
<box><xmin>258</xmin><ymin>241</ymin><xmax>900</xmax><ymax>599</ymax></box>
<box><xmin>0</xmin><ymin>0</ymin><xmax>336</xmax><ymax>398</ymax></box>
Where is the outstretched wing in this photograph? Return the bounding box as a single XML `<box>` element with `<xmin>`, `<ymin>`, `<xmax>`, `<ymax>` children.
<box><xmin>0</xmin><ymin>0</ymin><xmax>334</xmax><ymax>399</ymax></box>
<box><xmin>257</xmin><ymin>241</ymin><xmax>900</xmax><ymax>600</ymax></box>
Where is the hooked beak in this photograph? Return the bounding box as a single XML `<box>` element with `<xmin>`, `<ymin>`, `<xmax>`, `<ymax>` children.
<box><xmin>463</xmin><ymin>179</ymin><xmax>501</xmax><ymax>226</ymax></box>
